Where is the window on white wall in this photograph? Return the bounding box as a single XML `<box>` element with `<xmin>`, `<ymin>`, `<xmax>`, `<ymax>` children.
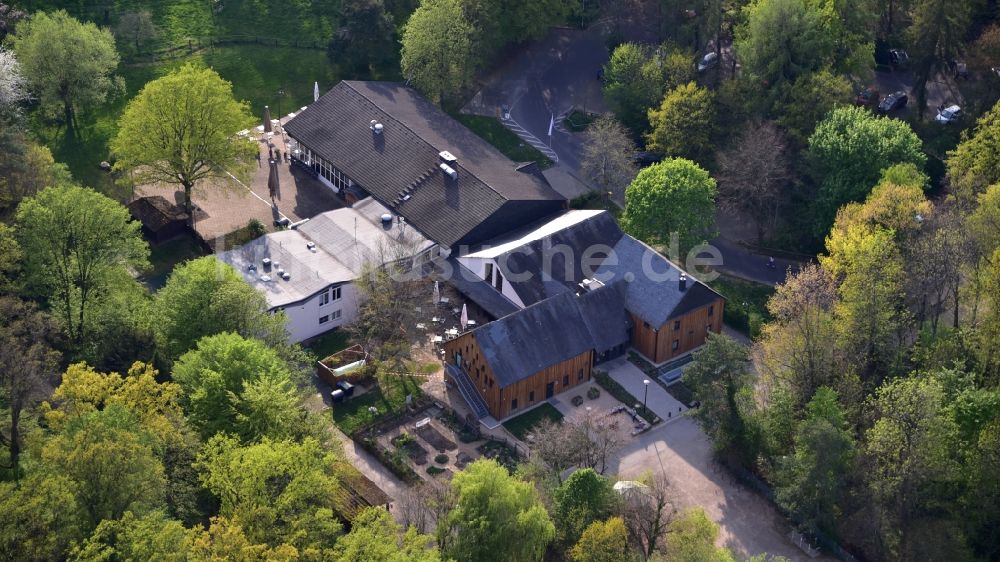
<box><xmin>319</xmin><ymin>290</ymin><xmax>330</xmax><ymax>306</ymax></box>
<box><xmin>319</xmin><ymin>315</ymin><xmax>330</xmax><ymax>324</ymax></box>
<box><xmin>331</xmin><ymin>286</ymin><xmax>342</xmax><ymax>301</ymax></box>
<box><xmin>331</xmin><ymin>309</ymin><xmax>342</xmax><ymax>320</ymax></box>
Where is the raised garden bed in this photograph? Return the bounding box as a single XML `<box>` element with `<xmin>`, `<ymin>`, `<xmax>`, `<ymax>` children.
<box><xmin>392</xmin><ymin>432</ymin><xmax>428</xmax><ymax>465</ymax></box>
<box><xmin>565</xmin><ymin>109</ymin><xmax>597</xmax><ymax>132</ymax></box>
<box><xmin>477</xmin><ymin>440</ymin><xmax>520</xmax><ymax>472</ymax></box>
<box><xmin>426</xmin><ymin>465</ymin><xmax>449</xmax><ymax>477</ymax></box>
<box><xmin>356</xmin><ymin>436</ymin><xmax>421</xmax><ymax>484</ymax></box>
<box><xmin>316</xmin><ymin>344</ymin><xmax>371</xmax><ymax>386</ymax></box>
<box><xmin>415</xmin><ymin>421</ymin><xmax>457</xmax><ymax>452</ymax></box>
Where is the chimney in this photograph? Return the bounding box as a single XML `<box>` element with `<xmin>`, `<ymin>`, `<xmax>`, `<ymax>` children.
<box><xmin>679</xmin><ymin>273</ymin><xmax>687</xmax><ymax>291</ymax></box>
<box><xmin>439</xmin><ymin>163</ymin><xmax>458</xmax><ymax>180</ymax></box>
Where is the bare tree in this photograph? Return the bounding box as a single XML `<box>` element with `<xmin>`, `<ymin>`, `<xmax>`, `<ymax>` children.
<box><xmin>578</xmin><ymin>414</ymin><xmax>623</xmax><ymax>475</ymax></box>
<box><xmin>114</xmin><ymin>10</ymin><xmax>158</xmax><ymax>54</ymax></box>
<box><xmin>0</xmin><ymin>296</ymin><xmax>60</xmax><ymax>472</ymax></box>
<box><xmin>525</xmin><ymin>417</ymin><xmax>592</xmax><ymax>484</ymax></box>
<box><xmin>580</xmin><ymin>115</ymin><xmax>638</xmax><ymax>204</ymax></box>
<box><xmin>619</xmin><ymin>472</ymin><xmax>675</xmax><ymax>559</ymax></box>
<box><xmin>398</xmin><ymin>478</ymin><xmax>451</xmax><ymax>533</ymax></box>
<box><xmin>716</xmin><ymin>121</ymin><xmax>792</xmax><ymax>244</ymax></box>
<box><xmin>0</xmin><ymin>3</ymin><xmax>24</xmax><ymax>43</ymax></box>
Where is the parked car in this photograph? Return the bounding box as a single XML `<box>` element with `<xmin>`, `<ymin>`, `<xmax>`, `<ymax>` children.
<box><xmin>889</xmin><ymin>48</ymin><xmax>909</xmax><ymax>67</ymax></box>
<box><xmin>878</xmin><ymin>91</ymin><xmax>908</xmax><ymax>113</ymax></box>
<box><xmin>855</xmin><ymin>86</ymin><xmax>879</xmax><ymax>107</ymax></box>
<box><xmin>633</xmin><ymin>152</ymin><xmax>663</xmax><ymax>166</ymax></box>
<box><xmin>697</xmin><ymin>52</ymin><xmax>719</xmax><ymax>72</ymax></box>
<box><xmin>935</xmin><ymin>104</ymin><xmax>962</xmax><ymax>124</ymax></box>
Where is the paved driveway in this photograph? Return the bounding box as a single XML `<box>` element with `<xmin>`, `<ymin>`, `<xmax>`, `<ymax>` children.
<box><xmin>611</xmin><ymin>417</ymin><xmax>836</xmax><ymax>561</ymax></box>
<box><xmin>604</xmin><ymin>358</ymin><xmax>687</xmax><ymax>421</ymax></box>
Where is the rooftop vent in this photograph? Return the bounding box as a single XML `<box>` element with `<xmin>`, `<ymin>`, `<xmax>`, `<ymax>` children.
<box><xmin>439</xmin><ymin>150</ymin><xmax>457</xmax><ymax>164</ymax></box>
<box><xmin>380</xmin><ymin>213</ymin><xmax>393</xmax><ymax>224</ymax></box>
<box><xmin>370</xmin><ymin>120</ymin><xmax>383</xmax><ymax>134</ymax></box>
<box><xmin>276</xmin><ymin>268</ymin><xmax>286</xmax><ymax>277</ymax></box>
<box><xmin>306</xmin><ymin>241</ymin><xmax>316</xmax><ymax>251</ymax></box>
<box><xmin>679</xmin><ymin>273</ymin><xmax>688</xmax><ymax>291</ymax></box>
<box><xmin>439</xmin><ymin>163</ymin><xmax>458</xmax><ymax>180</ymax></box>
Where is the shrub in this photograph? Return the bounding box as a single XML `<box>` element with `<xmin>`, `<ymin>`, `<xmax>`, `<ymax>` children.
<box><xmin>427</xmin><ymin>466</ymin><xmax>446</xmax><ymax>475</ymax></box>
<box><xmin>435</xmin><ymin>453</ymin><xmax>449</xmax><ymax>464</ymax></box>
<box><xmin>571</xmin><ymin>395</ymin><xmax>585</xmax><ymax>407</ymax></box>
<box><xmin>587</xmin><ymin>387</ymin><xmax>601</xmax><ymax>400</ymax></box>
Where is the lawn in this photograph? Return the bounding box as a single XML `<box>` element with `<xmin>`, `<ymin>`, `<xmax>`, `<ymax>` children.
<box><xmin>331</xmin><ymin>374</ymin><xmax>424</xmax><ymax>435</ymax></box>
<box><xmin>451</xmin><ymin>114</ymin><xmax>555</xmax><ymax>169</ymax></box>
<box><xmin>502</xmin><ymin>402</ymin><xmax>564</xmax><ymax>440</ymax></box>
<box><xmin>708</xmin><ymin>275</ymin><xmax>775</xmax><ymax>339</ymax></box>
<box><xmin>30</xmin><ymin>44</ymin><xmax>344</xmax><ymax>198</ymax></box>
<box><xmin>305</xmin><ymin>329</ymin><xmax>352</xmax><ymax>361</ymax></box>
<box><xmin>140</xmin><ymin>235</ymin><xmax>205</xmax><ymax>290</ymax></box>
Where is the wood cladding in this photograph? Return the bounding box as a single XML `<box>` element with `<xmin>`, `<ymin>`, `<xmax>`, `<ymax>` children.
<box><xmin>630</xmin><ymin>298</ymin><xmax>724</xmax><ymax>364</ymax></box>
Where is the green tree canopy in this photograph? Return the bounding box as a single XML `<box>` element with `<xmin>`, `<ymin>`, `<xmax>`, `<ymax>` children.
<box><xmin>0</xmin><ymin>473</ymin><xmax>82</xmax><ymax>561</ymax></box>
<box><xmin>438</xmin><ymin>459</ymin><xmax>555</xmax><ymax>562</ymax></box>
<box><xmin>112</xmin><ymin>64</ymin><xmax>256</xmax><ymax>223</ymax></box>
<box><xmin>807</xmin><ymin>106</ymin><xmax>925</xmax><ymax>237</ymax></box>
<box><xmin>645</xmin><ymin>82</ymin><xmax>715</xmax><ymax>161</ymax></box>
<box><xmin>332</xmin><ymin>507</ymin><xmax>442</xmax><ymax>562</ymax></box>
<box><xmin>603</xmin><ymin>42</ymin><xmax>693</xmax><ymax>135</ymax></box>
<box><xmin>400</xmin><ymin>0</ymin><xmax>475</xmax><ymax>103</ymax></box>
<box><xmin>153</xmin><ymin>256</ymin><xmax>288</xmax><ymax>359</ymax></box>
<box><xmin>736</xmin><ymin>0</ymin><xmax>836</xmax><ymax>87</ymax></box>
<box><xmin>70</xmin><ymin>511</ymin><xmax>190</xmax><ymax>562</ymax></box>
<box><xmin>569</xmin><ymin>517</ymin><xmax>630</xmax><ymax>562</ymax></box>
<box><xmin>15</xmin><ymin>185</ymin><xmax>148</xmax><ymax>345</ymax></box>
<box><xmin>774</xmin><ymin>69</ymin><xmax>853</xmax><ymax>141</ymax></box>
<box><xmin>554</xmin><ymin>468</ymin><xmax>616</xmax><ymax>547</ymax></box>
<box><xmin>172</xmin><ymin>332</ymin><xmax>303</xmax><ymax>441</ymax></box>
<box><xmin>947</xmin><ymin>100</ymin><xmax>1000</xmax><ymax>206</ymax></box>
<box><xmin>327</xmin><ymin>0</ymin><xmax>396</xmax><ymax>73</ymax></box>
<box><xmin>620</xmin><ymin>158</ymin><xmax>717</xmax><ymax>253</ymax></box>
<box><xmin>12</xmin><ymin>10</ymin><xmax>122</xmax><ymax>126</ymax></box>
<box><xmin>196</xmin><ymin>434</ymin><xmax>343</xmax><ymax>552</ymax></box>
<box><xmin>662</xmin><ymin>508</ymin><xmax>735</xmax><ymax>562</ymax></box>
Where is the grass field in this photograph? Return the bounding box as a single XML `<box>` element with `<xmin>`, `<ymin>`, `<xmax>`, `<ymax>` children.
<box><xmin>502</xmin><ymin>402</ymin><xmax>564</xmax><ymax>440</ymax></box>
<box><xmin>332</xmin><ymin>374</ymin><xmax>424</xmax><ymax>435</ymax></box>
<box><xmin>452</xmin><ymin>114</ymin><xmax>555</xmax><ymax>170</ymax></box>
<box><xmin>30</xmin><ymin>44</ymin><xmax>346</xmax><ymax>197</ymax></box>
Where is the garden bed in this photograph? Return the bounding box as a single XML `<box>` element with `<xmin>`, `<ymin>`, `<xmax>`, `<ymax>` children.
<box><xmin>415</xmin><ymin>422</ymin><xmax>458</xmax><ymax>452</ymax></box>
<box><xmin>391</xmin><ymin>432</ymin><xmax>428</xmax><ymax>465</ymax></box>
<box><xmin>502</xmin><ymin>403</ymin><xmax>564</xmax><ymax>441</ymax></box>
<box><xmin>476</xmin><ymin>440</ymin><xmax>520</xmax><ymax>472</ymax></box>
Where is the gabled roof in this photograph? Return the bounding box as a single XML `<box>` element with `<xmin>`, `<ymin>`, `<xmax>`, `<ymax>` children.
<box><xmin>473</xmin><ymin>282</ymin><xmax>631</xmax><ymax>388</ymax></box>
<box><xmin>594</xmin><ymin>235</ymin><xmax>724</xmax><ymax>327</ymax></box>
<box><xmin>460</xmin><ymin>210</ymin><xmax>625</xmax><ymax>306</ymax></box>
<box><xmin>439</xmin><ymin>258</ymin><xmax>521</xmax><ymax>319</ymax></box>
<box><xmin>283</xmin><ymin>81</ymin><xmax>564</xmax><ymax>247</ymax></box>
<box><xmin>126</xmin><ymin>196</ymin><xmax>188</xmax><ymax>232</ymax></box>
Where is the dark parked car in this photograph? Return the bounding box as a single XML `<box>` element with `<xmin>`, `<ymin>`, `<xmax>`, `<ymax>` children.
<box><xmin>878</xmin><ymin>91</ymin><xmax>908</xmax><ymax>113</ymax></box>
<box><xmin>855</xmin><ymin>86</ymin><xmax>879</xmax><ymax>107</ymax></box>
<box><xmin>889</xmin><ymin>48</ymin><xmax>909</xmax><ymax>67</ymax></box>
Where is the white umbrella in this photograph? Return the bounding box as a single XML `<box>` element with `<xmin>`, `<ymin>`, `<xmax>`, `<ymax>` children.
<box><xmin>433</xmin><ymin>280</ymin><xmax>440</xmax><ymax>304</ymax></box>
<box><xmin>314</xmin><ymin>81</ymin><xmax>320</xmax><ymax>102</ymax></box>
<box><xmin>460</xmin><ymin>303</ymin><xmax>468</xmax><ymax>329</ymax></box>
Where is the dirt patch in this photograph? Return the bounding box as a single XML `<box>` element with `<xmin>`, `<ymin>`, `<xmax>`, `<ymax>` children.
<box><xmin>416</xmin><ymin>421</ymin><xmax>458</xmax><ymax>452</ymax></box>
<box><xmin>391</xmin><ymin>433</ymin><xmax>428</xmax><ymax>465</ymax></box>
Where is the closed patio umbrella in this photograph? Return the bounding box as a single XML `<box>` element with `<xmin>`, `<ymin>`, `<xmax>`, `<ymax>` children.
<box><xmin>263</xmin><ymin>105</ymin><xmax>272</xmax><ymax>133</ymax></box>
<box><xmin>314</xmin><ymin>81</ymin><xmax>320</xmax><ymax>102</ymax></box>
<box><xmin>433</xmin><ymin>280</ymin><xmax>440</xmax><ymax>305</ymax></box>
<box><xmin>267</xmin><ymin>159</ymin><xmax>279</xmax><ymax>199</ymax></box>
<box><xmin>460</xmin><ymin>303</ymin><xmax>468</xmax><ymax>329</ymax></box>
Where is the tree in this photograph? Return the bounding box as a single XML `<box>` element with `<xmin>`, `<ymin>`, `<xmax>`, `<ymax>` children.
<box><xmin>153</xmin><ymin>256</ymin><xmax>288</xmax><ymax>359</ymax></box>
<box><xmin>400</xmin><ymin>0</ymin><xmax>475</xmax><ymax>103</ymax></box>
<box><xmin>716</xmin><ymin>121</ymin><xmax>791</xmax><ymax>243</ymax></box>
<box><xmin>645</xmin><ymin>82</ymin><xmax>715</xmax><ymax>161</ymax></box>
<box><xmin>947</xmin><ymin>101</ymin><xmax>1000</xmax><ymax>206</ymax></box>
<box><xmin>524</xmin><ymin>417</ymin><xmax>591</xmax><ymax>485</ymax></box>
<box><xmin>580</xmin><ymin>115</ymin><xmax>638</xmax><ymax>203</ymax></box>
<box><xmin>112</xmin><ymin>64</ymin><xmax>256</xmax><ymax>224</ymax></box>
<box><xmin>437</xmin><ymin>459</ymin><xmax>555</xmax><ymax>562</ymax></box>
<box><xmin>620</xmin><ymin>158</ymin><xmax>717</xmax><ymax>253</ymax></box>
<box><xmin>0</xmin><ymin>135</ymin><xmax>72</xmax><ymax>214</ymax></box>
<box><xmin>602</xmin><ymin>43</ymin><xmax>692</xmax><ymax>135</ymax></box>
<box><xmin>774</xmin><ymin>70</ymin><xmax>853</xmax><ymax>141</ymax></box>
<box><xmin>864</xmin><ymin>376</ymin><xmax>961</xmax><ymax>558</ymax></box>
<box><xmin>774</xmin><ymin>387</ymin><xmax>855</xmax><ymax>534</ymax></box>
<box><xmin>0</xmin><ymin>224</ymin><xmax>21</xmax><ymax>293</ymax></box>
<box><xmin>823</xmin><ymin>226</ymin><xmax>908</xmax><ymax>379</ymax></box>
<box><xmin>333</xmin><ymin>507</ymin><xmax>442</xmax><ymax>562</ymax></box>
<box><xmin>12</xmin><ymin>10</ymin><xmax>122</xmax><ymax>127</ymax></box>
<box><xmin>16</xmin><ymin>186</ymin><xmax>148</xmax><ymax>344</ymax></box>
<box><xmin>0</xmin><ymin>3</ymin><xmax>25</xmax><ymax>43</ymax></box>
<box><xmin>554</xmin><ymin>469</ymin><xmax>617</xmax><ymax>547</ymax></box>
<box><xmin>570</xmin><ymin>517</ymin><xmax>631</xmax><ymax>562</ymax></box>
<box><xmin>753</xmin><ymin>264</ymin><xmax>838</xmax><ymax>409</ymax></box>
<box><xmin>0</xmin><ymin>473</ymin><xmax>82</xmax><ymax>561</ymax></box>
<box><xmin>0</xmin><ymin>47</ymin><xmax>26</xmax><ymax>117</ymax></box>
<box><xmin>196</xmin><ymin>434</ymin><xmax>344</xmax><ymax>552</ymax></box>
<box><xmin>0</xmin><ymin>297</ymin><xmax>60</xmax><ymax>471</ymax></box>
<box><xmin>113</xmin><ymin>10</ymin><xmax>158</xmax><ymax>55</ymax></box>
<box><xmin>735</xmin><ymin>0</ymin><xmax>836</xmax><ymax>87</ymax></box>
<box><xmin>41</xmin><ymin>405</ymin><xmax>167</xmax><ymax>529</ymax></box>
<box><xmin>172</xmin><ymin>332</ymin><xmax>304</xmax><ymax>441</ymax></box>
<box><xmin>618</xmin><ymin>472</ymin><xmax>674</xmax><ymax>558</ymax></box>
<box><xmin>683</xmin><ymin>333</ymin><xmax>756</xmax><ymax>462</ymax></box>
<box><xmin>187</xmin><ymin>516</ymin><xmax>300</xmax><ymax>561</ymax></box>
<box><xmin>908</xmin><ymin>0</ymin><xmax>969</xmax><ymax>117</ymax></box>
<box><xmin>662</xmin><ymin>508</ymin><xmax>734</xmax><ymax>562</ymax></box>
<box><xmin>351</xmin><ymin>252</ymin><xmax>427</xmax><ymax>365</ymax></box>
<box><xmin>70</xmin><ymin>511</ymin><xmax>190</xmax><ymax>562</ymax></box>
<box><xmin>807</xmin><ymin>106</ymin><xmax>925</xmax><ymax>237</ymax></box>
<box><xmin>328</xmin><ymin>0</ymin><xmax>395</xmax><ymax>73</ymax></box>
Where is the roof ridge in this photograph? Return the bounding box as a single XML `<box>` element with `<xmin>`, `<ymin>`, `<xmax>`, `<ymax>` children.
<box><xmin>340</xmin><ymin>81</ymin><xmax>510</xmax><ymax>202</ymax></box>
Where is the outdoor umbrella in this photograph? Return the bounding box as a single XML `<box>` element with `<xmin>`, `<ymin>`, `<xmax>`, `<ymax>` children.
<box><xmin>267</xmin><ymin>159</ymin><xmax>279</xmax><ymax>199</ymax></box>
<box><xmin>460</xmin><ymin>303</ymin><xmax>468</xmax><ymax>330</ymax></box>
<box><xmin>433</xmin><ymin>280</ymin><xmax>440</xmax><ymax>305</ymax></box>
<box><xmin>263</xmin><ymin>105</ymin><xmax>272</xmax><ymax>133</ymax></box>
<box><xmin>314</xmin><ymin>81</ymin><xmax>320</xmax><ymax>102</ymax></box>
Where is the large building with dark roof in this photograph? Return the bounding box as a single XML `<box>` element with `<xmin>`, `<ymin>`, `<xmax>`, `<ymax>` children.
<box><xmin>283</xmin><ymin>81</ymin><xmax>565</xmax><ymax>249</ymax></box>
<box><xmin>443</xmin><ymin>210</ymin><xmax>725</xmax><ymax>420</ymax></box>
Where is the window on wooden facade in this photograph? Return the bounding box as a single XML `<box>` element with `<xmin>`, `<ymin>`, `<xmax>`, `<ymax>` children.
<box><xmin>674</xmin><ymin>320</ymin><xmax>680</xmax><ymax>330</ymax></box>
<box><xmin>511</xmin><ymin>398</ymin><xmax>518</xmax><ymax>410</ymax></box>
<box><xmin>529</xmin><ymin>391</ymin><xmax>534</xmax><ymax>402</ymax></box>
<box><xmin>563</xmin><ymin>375</ymin><xmax>569</xmax><ymax>386</ymax></box>
<box><xmin>672</xmin><ymin>339</ymin><xmax>679</xmax><ymax>350</ymax></box>
<box><xmin>708</xmin><ymin>305</ymin><xmax>714</xmax><ymax>316</ymax></box>
<box><xmin>577</xmin><ymin>369</ymin><xmax>583</xmax><ymax>381</ymax></box>
<box><xmin>643</xmin><ymin>321</ymin><xmax>650</xmax><ymax>329</ymax></box>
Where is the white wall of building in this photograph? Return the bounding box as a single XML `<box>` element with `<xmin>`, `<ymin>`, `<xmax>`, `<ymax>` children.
<box><xmin>276</xmin><ymin>282</ymin><xmax>361</xmax><ymax>343</ymax></box>
<box><xmin>456</xmin><ymin>256</ymin><xmax>526</xmax><ymax>309</ymax></box>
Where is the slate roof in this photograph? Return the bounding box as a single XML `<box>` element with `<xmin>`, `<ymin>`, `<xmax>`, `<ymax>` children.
<box><xmin>283</xmin><ymin>81</ymin><xmax>565</xmax><ymax>247</ymax></box>
<box><xmin>462</xmin><ymin>210</ymin><xmax>624</xmax><ymax>306</ymax></box>
<box><xmin>473</xmin><ymin>281</ymin><xmax>630</xmax><ymax>388</ymax></box>
<box><xmin>594</xmin><ymin>235</ymin><xmax>724</xmax><ymax>327</ymax></box>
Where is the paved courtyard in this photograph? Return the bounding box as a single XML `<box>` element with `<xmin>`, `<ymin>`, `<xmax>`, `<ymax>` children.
<box><xmin>604</xmin><ymin>357</ymin><xmax>687</xmax><ymax>421</ymax></box>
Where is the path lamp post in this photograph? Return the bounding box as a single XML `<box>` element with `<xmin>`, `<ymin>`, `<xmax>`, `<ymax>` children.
<box><xmin>643</xmin><ymin>379</ymin><xmax>650</xmax><ymax>412</ymax></box>
<box><xmin>276</xmin><ymin>88</ymin><xmax>285</xmax><ymax>122</ymax></box>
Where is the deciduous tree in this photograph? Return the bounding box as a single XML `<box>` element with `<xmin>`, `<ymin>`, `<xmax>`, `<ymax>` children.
<box><xmin>620</xmin><ymin>158</ymin><xmax>717</xmax><ymax>253</ymax></box>
<box><xmin>716</xmin><ymin>121</ymin><xmax>791</xmax><ymax>243</ymax></box>
<box><xmin>12</xmin><ymin>10</ymin><xmax>123</xmax><ymax>127</ymax></box>
<box><xmin>662</xmin><ymin>507</ymin><xmax>734</xmax><ymax>562</ymax></box>
<box><xmin>570</xmin><ymin>517</ymin><xmax>631</xmax><ymax>562</ymax></box>
<box><xmin>908</xmin><ymin>0</ymin><xmax>969</xmax><ymax>117</ymax></box>
<box><xmin>554</xmin><ymin>469</ymin><xmax>617</xmax><ymax>547</ymax></box>
<box><xmin>580</xmin><ymin>115</ymin><xmax>638</xmax><ymax>203</ymax></box>
<box><xmin>333</xmin><ymin>507</ymin><xmax>442</xmax><ymax>562</ymax></box>
<box><xmin>328</xmin><ymin>0</ymin><xmax>396</xmax><ymax>73</ymax></box>
<box><xmin>774</xmin><ymin>70</ymin><xmax>853</xmax><ymax>141</ymax></box>
<box><xmin>16</xmin><ymin>186</ymin><xmax>149</xmax><ymax>344</ymax></box>
<box><xmin>400</xmin><ymin>0</ymin><xmax>475</xmax><ymax>103</ymax></box>
<box><xmin>645</xmin><ymin>82</ymin><xmax>715</xmax><ymax>161</ymax></box>
<box><xmin>0</xmin><ymin>473</ymin><xmax>82</xmax><ymax>561</ymax></box>
<box><xmin>70</xmin><ymin>511</ymin><xmax>190</xmax><ymax>562</ymax></box>
<box><xmin>437</xmin><ymin>459</ymin><xmax>554</xmax><ymax>562</ymax></box>
<box><xmin>112</xmin><ymin>64</ymin><xmax>256</xmax><ymax>224</ymax></box>
<box><xmin>947</xmin><ymin>101</ymin><xmax>1000</xmax><ymax>206</ymax></box>
<box><xmin>113</xmin><ymin>10</ymin><xmax>158</xmax><ymax>55</ymax></box>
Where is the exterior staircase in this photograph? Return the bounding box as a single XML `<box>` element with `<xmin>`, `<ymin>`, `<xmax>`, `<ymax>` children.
<box><xmin>445</xmin><ymin>364</ymin><xmax>489</xmax><ymax>419</ymax></box>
